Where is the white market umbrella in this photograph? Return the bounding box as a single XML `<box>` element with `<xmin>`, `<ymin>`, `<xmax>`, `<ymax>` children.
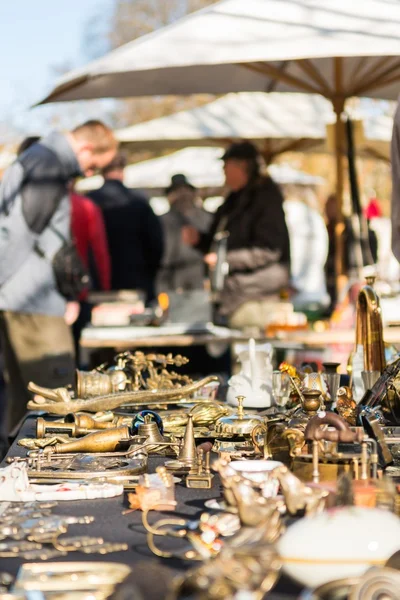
<box><xmin>39</xmin><ymin>0</ymin><xmax>400</xmax><ymax>105</ymax></box>
<box><xmin>115</xmin><ymin>92</ymin><xmax>392</xmax><ymax>162</ymax></box>
<box><xmin>77</xmin><ymin>146</ymin><xmax>325</xmax><ymax>192</ymax></box>
<box><xmin>116</xmin><ymin>92</ymin><xmax>334</xmax><ymax>161</ymax></box>
<box><xmin>40</xmin><ymin>0</ymin><xmax>400</xmax><ymax>275</ymax></box>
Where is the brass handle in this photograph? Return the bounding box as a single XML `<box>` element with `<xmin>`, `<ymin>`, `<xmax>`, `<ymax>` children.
<box><xmin>251</xmin><ymin>423</ymin><xmax>269</xmax><ymax>454</ymax></box>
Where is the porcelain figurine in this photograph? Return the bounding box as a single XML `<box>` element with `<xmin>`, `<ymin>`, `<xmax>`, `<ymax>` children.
<box><xmin>227</xmin><ymin>338</ymin><xmax>273</xmax><ymax>408</ymax></box>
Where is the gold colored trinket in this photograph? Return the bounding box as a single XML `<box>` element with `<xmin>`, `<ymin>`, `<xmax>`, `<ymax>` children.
<box><xmin>28</xmin><ymin>375</ymin><xmax>219</xmax><ymax>416</ymax></box>
<box><xmin>42</xmin><ymin>425</ymin><xmax>131</xmax><ymax>455</ymax></box>
<box><xmin>186</xmin><ymin>449</ymin><xmax>214</xmax><ymax>489</ymax></box>
<box><xmin>215</xmin><ymin>396</ymin><xmax>266</xmax><ymax>436</ymax></box>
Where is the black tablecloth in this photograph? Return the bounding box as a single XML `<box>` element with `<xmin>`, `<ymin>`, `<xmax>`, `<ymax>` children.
<box><xmin>1</xmin><ymin>415</ymin><xmax>302</xmax><ymax>599</ymax></box>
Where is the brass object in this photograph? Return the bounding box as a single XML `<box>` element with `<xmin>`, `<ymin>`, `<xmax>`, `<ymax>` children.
<box><xmin>65</xmin><ymin>413</ymin><xmax>123</xmax><ymax>430</ymax></box>
<box><xmin>27</xmin><ymin>375</ymin><xmax>219</xmax><ymax>415</ymax></box>
<box><xmin>19</xmin><ymin>434</ymin><xmax>71</xmax><ymax>449</ymax></box>
<box><xmin>214</xmin><ymin>395</ymin><xmax>267</xmax><ymax>437</ymax></box>
<box><xmin>42</xmin><ymin>425</ymin><xmax>131</xmax><ymax>455</ymax></box>
<box><xmin>144</xmin><ymin>509</ymin><xmax>241</xmax><ymax>561</ymax></box>
<box><xmin>9</xmin><ymin>447</ymin><xmax>148</xmax><ymax>481</ymax></box>
<box><xmin>228</xmin><ymin>478</ymin><xmax>284</xmax><ymax>530</ymax></box>
<box><xmin>355</xmin><ymin>275</ymin><xmax>386</xmax><ymax>374</ymax></box>
<box><xmin>281</xmin><ymin>427</ymin><xmax>305</xmax><ymax>458</ymax></box>
<box><xmin>304</xmin><ymin>412</ymin><xmax>364</xmax><ymax>444</ymax></box>
<box><xmin>301</xmin><ymin>388</ymin><xmax>322</xmax><ymax>414</ymax></box>
<box><xmin>36</xmin><ymin>415</ymin><xmax>119</xmax><ymax>439</ymax></box>
<box><xmin>336</xmin><ymin>386</ymin><xmax>357</xmax><ymax>425</ymax></box>
<box><xmin>178</xmin><ymin>413</ymin><xmax>197</xmax><ymax>467</ymax></box>
<box><xmin>169</xmin><ymin>524</ymin><xmax>281</xmax><ymax>600</ymax></box>
<box><xmin>272</xmin><ymin>465</ymin><xmax>329</xmax><ymax>516</ymax></box>
<box><xmin>186</xmin><ymin>449</ymin><xmax>214</xmax><ymax>489</ymax></box>
<box><xmin>349</xmin><ymin>567</ymin><xmax>400</xmax><ymax>600</ymax></box>
<box><xmin>163</xmin><ymin>401</ymin><xmax>230</xmax><ymax>433</ymax></box>
<box><xmin>292</xmin><ymin>413</ymin><xmax>366</xmax><ymax>483</ymax></box>
<box><xmin>76</xmin><ymin>368</ymin><xmax>129</xmax><ymax>398</ymax></box>
<box><xmin>137</xmin><ymin>416</ymin><xmax>165</xmax><ymax>443</ymax></box>
<box><xmin>36</xmin><ymin>418</ymin><xmax>75</xmax><ymax>438</ymax></box>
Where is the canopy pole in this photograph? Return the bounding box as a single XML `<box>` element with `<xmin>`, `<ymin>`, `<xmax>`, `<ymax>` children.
<box><xmin>333</xmin><ymin>57</ymin><xmax>346</xmax><ymax>298</ymax></box>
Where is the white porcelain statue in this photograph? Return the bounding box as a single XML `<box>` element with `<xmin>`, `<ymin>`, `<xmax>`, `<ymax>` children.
<box><xmin>227</xmin><ymin>338</ymin><xmax>273</xmax><ymax>408</ymax></box>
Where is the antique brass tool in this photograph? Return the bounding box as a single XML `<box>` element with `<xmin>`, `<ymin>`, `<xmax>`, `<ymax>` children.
<box><xmin>292</xmin><ymin>413</ymin><xmax>371</xmax><ymax>483</ymax></box>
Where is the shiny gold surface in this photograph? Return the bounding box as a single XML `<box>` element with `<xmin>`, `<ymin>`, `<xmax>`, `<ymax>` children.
<box><xmin>27</xmin><ymin>375</ymin><xmax>219</xmax><ymax>415</ymax></box>
<box><xmin>215</xmin><ymin>396</ymin><xmax>266</xmax><ymax>436</ymax></box>
<box><xmin>355</xmin><ymin>275</ymin><xmax>386</xmax><ymax>374</ymax></box>
<box><xmin>44</xmin><ymin>426</ymin><xmax>131</xmax><ymax>455</ymax></box>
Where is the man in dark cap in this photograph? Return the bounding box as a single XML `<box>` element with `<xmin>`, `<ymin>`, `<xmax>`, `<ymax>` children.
<box><xmin>88</xmin><ymin>152</ymin><xmax>163</xmax><ymax>303</ymax></box>
<box><xmin>183</xmin><ymin>141</ymin><xmax>291</xmax><ymax>332</ymax></box>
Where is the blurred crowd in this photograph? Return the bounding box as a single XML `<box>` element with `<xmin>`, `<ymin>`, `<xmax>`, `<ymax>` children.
<box><xmin>0</xmin><ymin>121</ymin><xmax>384</xmax><ymax>446</ymax></box>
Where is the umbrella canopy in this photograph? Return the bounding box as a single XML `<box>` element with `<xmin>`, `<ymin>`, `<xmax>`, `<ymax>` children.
<box><xmin>77</xmin><ymin>146</ymin><xmax>325</xmax><ymax>192</ymax></box>
<box><xmin>116</xmin><ymin>92</ymin><xmax>334</xmax><ymax>159</ymax></box>
<box><xmin>40</xmin><ymin>0</ymin><xmax>400</xmax><ymax>279</ymax></box>
<box><xmin>40</xmin><ymin>0</ymin><xmax>400</xmax><ymax>104</ymax></box>
<box><xmin>115</xmin><ymin>92</ymin><xmax>392</xmax><ymax>161</ymax></box>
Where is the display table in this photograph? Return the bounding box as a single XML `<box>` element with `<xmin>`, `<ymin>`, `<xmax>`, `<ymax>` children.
<box><xmin>80</xmin><ymin>324</ymin><xmax>246</xmax><ymax>350</ymax></box>
<box><xmin>1</xmin><ymin>415</ymin><xmax>301</xmax><ymax>599</ymax></box>
<box><xmin>80</xmin><ymin>323</ymin><xmax>400</xmax><ymax>351</ymax></box>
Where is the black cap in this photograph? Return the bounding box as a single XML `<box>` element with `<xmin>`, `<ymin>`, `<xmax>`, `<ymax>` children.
<box><xmin>222</xmin><ymin>141</ymin><xmax>259</xmax><ymax>161</ymax></box>
<box><xmin>165</xmin><ymin>173</ymin><xmax>195</xmax><ymax>195</ymax></box>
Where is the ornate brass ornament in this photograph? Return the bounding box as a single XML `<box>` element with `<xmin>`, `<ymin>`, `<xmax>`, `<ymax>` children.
<box><xmin>27</xmin><ymin>375</ymin><xmax>219</xmax><ymax>415</ymax></box>
<box><xmin>169</xmin><ymin>524</ymin><xmax>281</xmax><ymax>600</ymax></box>
<box><xmin>8</xmin><ymin>446</ymin><xmax>148</xmax><ymax>481</ymax></box>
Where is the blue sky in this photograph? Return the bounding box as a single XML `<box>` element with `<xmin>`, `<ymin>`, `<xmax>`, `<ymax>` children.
<box><xmin>0</xmin><ymin>0</ymin><xmax>112</xmax><ymax>135</ymax></box>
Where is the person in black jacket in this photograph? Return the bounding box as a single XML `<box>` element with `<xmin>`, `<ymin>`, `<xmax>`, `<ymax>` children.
<box><xmin>88</xmin><ymin>153</ymin><xmax>163</xmax><ymax>303</ymax></box>
<box><xmin>183</xmin><ymin>141</ymin><xmax>291</xmax><ymax>331</ymax></box>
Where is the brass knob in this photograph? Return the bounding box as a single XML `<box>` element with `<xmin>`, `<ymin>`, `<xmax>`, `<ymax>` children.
<box><xmin>236</xmin><ymin>395</ymin><xmax>245</xmax><ymax>418</ymax></box>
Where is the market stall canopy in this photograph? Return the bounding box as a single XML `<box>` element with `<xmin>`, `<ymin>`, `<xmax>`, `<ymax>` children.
<box><xmin>116</xmin><ymin>92</ymin><xmax>334</xmax><ymax>158</ymax></box>
<box><xmin>77</xmin><ymin>146</ymin><xmax>325</xmax><ymax>193</ymax></box>
<box><xmin>38</xmin><ymin>0</ymin><xmax>400</xmax><ymax>104</ymax></box>
<box><xmin>115</xmin><ymin>92</ymin><xmax>392</xmax><ymax>161</ymax></box>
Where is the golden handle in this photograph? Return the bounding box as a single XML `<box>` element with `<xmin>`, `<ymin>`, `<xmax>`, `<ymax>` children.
<box><xmin>251</xmin><ymin>423</ymin><xmax>269</xmax><ymax>455</ymax></box>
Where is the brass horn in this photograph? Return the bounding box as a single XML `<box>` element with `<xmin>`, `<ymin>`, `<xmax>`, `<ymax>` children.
<box><xmin>355</xmin><ymin>276</ymin><xmax>386</xmax><ymax>374</ymax></box>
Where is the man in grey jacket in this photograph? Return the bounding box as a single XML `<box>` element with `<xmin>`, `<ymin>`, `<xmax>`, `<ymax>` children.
<box><xmin>0</xmin><ymin>120</ymin><xmax>117</xmax><ymax>433</ymax></box>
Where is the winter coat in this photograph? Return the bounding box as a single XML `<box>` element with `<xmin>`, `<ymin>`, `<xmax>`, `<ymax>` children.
<box><xmin>88</xmin><ymin>180</ymin><xmax>163</xmax><ymax>303</ymax></box>
<box><xmin>158</xmin><ymin>203</ymin><xmax>211</xmax><ymax>291</ymax></box>
<box><xmin>199</xmin><ymin>175</ymin><xmax>291</xmax><ymax>316</ymax></box>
